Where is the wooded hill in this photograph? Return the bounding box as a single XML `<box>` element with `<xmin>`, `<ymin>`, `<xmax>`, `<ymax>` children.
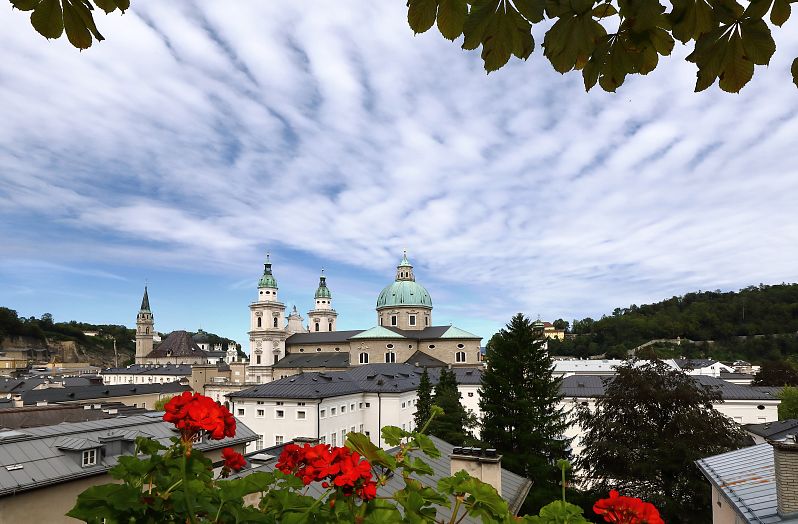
<box><xmin>0</xmin><ymin>307</ymin><xmax>242</xmax><ymax>366</ymax></box>
<box><xmin>548</xmin><ymin>284</ymin><xmax>798</xmax><ymax>363</ymax></box>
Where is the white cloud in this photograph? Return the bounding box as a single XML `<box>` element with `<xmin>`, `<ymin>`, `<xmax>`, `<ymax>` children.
<box><xmin>1</xmin><ymin>1</ymin><xmax>798</xmax><ymax>325</ymax></box>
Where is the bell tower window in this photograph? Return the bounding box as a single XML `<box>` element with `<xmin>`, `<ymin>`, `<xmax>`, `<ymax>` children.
<box><xmin>257</xmin><ymin>317</ymin><xmax>262</xmax><ymax>328</ymax></box>
<box><xmin>328</xmin><ymin>323</ymin><xmax>332</xmax><ymax>331</ymax></box>
<box><xmin>391</xmin><ymin>315</ymin><xmax>397</xmax><ymax>326</ymax></box>
<box><xmin>409</xmin><ymin>315</ymin><xmax>416</xmax><ymax>326</ymax></box>
<box><xmin>315</xmin><ymin>322</ymin><xmax>320</xmax><ymax>332</ymax></box>
<box><xmin>273</xmin><ymin>317</ymin><xmax>278</xmax><ymax>328</ymax></box>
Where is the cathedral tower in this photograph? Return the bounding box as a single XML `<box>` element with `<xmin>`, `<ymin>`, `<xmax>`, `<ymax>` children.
<box><xmin>248</xmin><ymin>254</ymin><xmax>287</xmax><ymax>380</ymax></box>
<box><xmin>135</xmin><ymin>286</ymin><xmax>154</xmax><ymax>364</ymax></box>
<box><xmin>307</xmin><ymin>270</ymin><xmax>338</xmax><ymax>332</ymax></box>
<box><xmin>376</xmin><ymin>251</ymin><xmax>432</xmax><ymax>330</ymax></box>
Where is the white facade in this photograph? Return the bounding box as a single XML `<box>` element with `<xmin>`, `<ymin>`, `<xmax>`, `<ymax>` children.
<box><xmin>102</xmin><ymin>371</ymin><xmax>188</xmax><ymax>385</ymax></box>
<box><xmin>683</xmin><ymin>361</ymin><xmax>736</xmax><ymax>377</ymax></box>
<box><xmin>231</xmin><ymin>384</ymin><xmax>481</xmax><ymax>454</ymax></box>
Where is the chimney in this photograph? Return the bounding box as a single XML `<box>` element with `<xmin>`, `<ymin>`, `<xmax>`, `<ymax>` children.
<box><xmin>450</xmin><ymin>447</ymin><xmax>502</xmax><ymax>494</ymax></box>
<box><xmin>771</xmin><ymin>435</ymin><xmax>798</xmax><ymax>518</ymax></box>
<box><xmin>292</xmin><ymin>436</ymin><xmax>320</xmax><ymax>446</ymax></box>
<box><xmin>11</xmin><ymin>394</ymin><xmax>23</xmax><ymax>408</ymax></box>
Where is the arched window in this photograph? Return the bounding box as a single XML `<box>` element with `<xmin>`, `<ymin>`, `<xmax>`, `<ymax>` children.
<box><xmin>328</xmin><ymin>323</ymin><xmax>332</xmax><ymax>331</ymax></box>
<box><xmin>257</xmin><ymin>317</ymin><xmax>262</xmax><ymax>328</ymax></box>
<box><xmin>425</xmin><ymin>317</ymin><xmax>430</xmax><ymax>326</ymax></box>
<box><xmin>273</xmin><ymin>317</ymin><xmax>278</xmax><ymax>328</ymax></box>
<box><xmin>359</xmin><ymin>352</ymin><xmax>369</xmax><ymax>364</ymax></box>
<box><xmin>315</xmin><ymin>322</ymin><xmax>320</xmax><ymax>332</ymax></box>
<box><xmin>385</xmin><ymin>351</ymin><xmax>396</xmax><ymax>363</ymax></box>
<box><xmin>456</xmin><ymin>351</ymin><xmax>466</xmax><ymax>363</ymax></box>
<box><xmin>145</xmin><ymin>327</ymin><xmax>149</xmax><ymax>334</ymax></box>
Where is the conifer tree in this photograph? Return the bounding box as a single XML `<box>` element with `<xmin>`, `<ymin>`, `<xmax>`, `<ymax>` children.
<box><xmin>428</xmin><ymin>368</ymin><xmax>475</xmax><ymax>445</ymax></box>
<box><xmin>414</xmin><ymin>367</ymin><xmax>433</xmax><ymax>430</ymax></box>
<box><xmin>479</xmin><ymin>313</ymin><xmax>568</xmax><ymax>505</ymax></box>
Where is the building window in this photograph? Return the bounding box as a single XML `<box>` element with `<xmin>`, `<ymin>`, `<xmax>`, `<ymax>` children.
<box><xmin>256</xmin><ymin>409</ymin><xmax>265</xmax><ymax>417</ymax></box>
<box><xmin>341</xmin><ymin>405</ymin><xmax>346</xmax><ymax>413</ymax></box>
<box><xmin>255</xmin><ymin>436</ymin><xmax>263</xmax><ymax>449</ymax></box>
<box><xmin>380</xmin><ymin>317</ymin><xmax>383</xmax><ymax>325</ymax></box>
<box><xmin>365</xmin><ymin>402</ymin><xmax>370</xmax><ymax>408</ymax></box>
<box><xmin>350</xmin><ymin>403</ymin><xmax>355</xmax><ymax>411</ymax></box>
<box><xmin>386</xmin><ymin>343</ymin><xmax>394</xmax><ymax>349</ymax></box>
<box><xmin>275</xmin><ymin>435</ymin><xmax>284</xmax><ymax>445</ymax></box>
<box><xmin>256</xmin><ymin>355</ymin><xmax>261</xmax><ymax>365</ymax></box>
<box><xmin>359</xmin><ymin>424</ymin><xmax>364</xmax><ymax>432</ymax></box>
<box><xmin>297</xmin><ymin>411</ymin><xmax>306</xmax><ymax>420</ymax></box>
<box><xmin>273</xmin><ymin>317</ymin><xmax>278</xmax><ymax>328</ymax></box>
<box><xmin>468</xmin><ymin>392</ymin><xmax>474</xmax><ymax>397</ymax></box>
<box><xmin>350</xmin><ymin>426</ymin><xmax>355</xmax><ymax>433</ymax></box>
<box><xmin>385</xmin><ymin>351</ymin><xmax>396</xmax><ymax>363</ymax></box>
<box><xmin>257</xmin><ymin>317</ymin><xmax>262</xmax><ymax>328</ymax></box>
<box><xmin>276</xmin><ymin>410</ymin><xmax>284</xmax><ymax>419</ymax></box>
<box><xmin>273</xmin><ymin>355</ymin><xmax>278</xmax><ymax>364</ymax></box>
<box><xmin>320</xmin><ymin>409</ymin><xmax>326</xmax><ymax>418</ymax></box>
<box><xmin>276</xmin><ymin>401</ymin><xmax>284</xmax><ymax>405</ymax></box>
<box><xmin>428</xmin><ymin>344</ymin><xmax>435</xmax><ymax>349</ymax></box>
<box><xmin>341</xmin><ymin>429</ymin><xmax>346</xmax><ymax>442</ymax></box>
<box><xmin>331</xmin><ymin>407</ymin><xmax>336</xmax><ymax>415</ymax></box>
<box><xmin>425</xmin><ymin>317</ymin><xmax>429</xmax><ymax>326</ymax></box>
<box><xmin>328</xmin><ymin>323</ymin><xmax>332</xmax><ymax>331</ymax></box>
<box><xmin>297</xmin><ymin>402</ymin><xmax>306</xmax><ymax>406</ymax></box>
<box><xmin>237</xmin><ymin>408</ymin><xmax>245</xmax><ymax>416</ymax></box>
<box><xmin>315</xmin><ymin>322</ymin><xmax>320</xmax><ymax>332</ymax></box>
<box><xmin>391</xmin><ymin>315</ymin><xmax>397</xmax><ymax>326</ymax></box>
<box><xmin>401</xmin><ymin>402</ymin><xmax>406</xmax><ymax>408</ymax></box>
<box><xmin>359</xmin><ymin>402</ymin><xmax>364</xmax><ymax>409</ymax></box>
<box><xmin>320</xmin><ymin>436</ymin><xmax>326</xmax><ymax>444</ymax></box>
<box><xmin>456</xmin><ymin>351</ymin><xmax>466</xmax><ymax>363</ymax></box>
<box><xmin>409</xmin><ymin>315</ymin><xmax>416</xmax><ymax>326</ymax></box>
<box><xmin>457</xmin><ymin>343</ymin><xmax>464</xmax><ymax>349</ymax></box>
<box><xmin>359</xmin><ymin>352</ymin><xmax>369</xmax><ymax>364</ymax></box>
<box><xmin>82</xmin><ymin>449</ymin><xmax>97</xmax><ymax>467</ymax></box>
<box><xmin>331</xmin><ymin>433</ymin><xmax>337</xmax><ymax>446</ymax></box>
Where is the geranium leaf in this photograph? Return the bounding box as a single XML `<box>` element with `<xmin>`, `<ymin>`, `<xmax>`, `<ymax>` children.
<box><xmin>437</xmin><ymin>0</ymin><xmax>467</xmax><ymax>40</ymax></box>
<box><xmin>31</xmin><ymin>0</ymin><xmax>64</xmax><ymax>39</ymax></box>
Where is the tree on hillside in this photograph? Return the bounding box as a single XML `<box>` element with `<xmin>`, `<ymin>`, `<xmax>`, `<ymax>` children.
<box><xmin>753</xmin><ymin>360</ymin><xmax>798</xmax><ymax>386</ymax></box>
<box><xmin>480</xmin><ymin>313</ymin><xmax>569</xmax><ymax>508</ymax></box>
<box><xmin>427</xmin><ymin>368</ymin><xmax>475</xmax><ymax>445</ymax></box>
<box><xmin>9</xmin><ymin>0</ymin><xmax>798</xmax><ymax>92</ymax></box>
<box><xmin>414</xmin><ymin>367</ymin><xmax>433</xmax><ymax>430</ymax></box>
<box><xmin>576</xmin><ymin>360</ymin><xmax>750</xmax><ymax>523</ymax></box>
<box><xmin>778</xmin><ymin>386</ymin><xmax>798</xmax><ymax>420</ymax></box>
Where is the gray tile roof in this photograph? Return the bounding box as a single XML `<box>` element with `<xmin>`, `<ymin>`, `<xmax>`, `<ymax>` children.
<box><xmin>0</xmin><ymin>413</ymin><xmax>257</xmax><ymax>496</ymax></box>
<box><xmin>233</xmin><ymin>435</ymin><xmax>531</xmax><ymax>522</ymax></box>
<box><xmin>696</xmin><ymin>443</ymin><xmax>798</xmax><ymax>523</ymax></box>
<box><xmin>146</xmin><ymin>330</ymin><xmax>208</xmax><ymax>359</ymax></box>
<box><xmin>745</xmin><ymin>419</ymin><xmax>798</xmax><ymax>440</ymax></box>
<box><xmin>230</xmin><ymin>364</ymin><xmax>483</xmax><ymax>400</ymax></box>
<box><xmin>675</xmin><ymin>359</ymin><xmax>718</xmax><ymax>369</ymax></box>
<box><xmin>101</xmin><ymin>364</ymin><xmax>193</xmax><ymax>376</ymax></box>
<box><xmin>559</xmin><ymin>374</ymin><xmax>781</xmax><ymax>401</ymax></box>
<box><xmin>285</xmin><ymin>330</ymin><xmax>365</xmax><ymax>345</ymax></box>
<box><xmin>284</xmin><ymin>326</ymin><xmax>480</xmax><ymax>346</ymax></box>
<box><xmin>0</xmin><ymin>403</ymin><xmax>147</xmax><ymax>429</ymax></box>
<box><xmin>21</xmin><ymin>382</ymin><xmax>189</xmax><ymax>405</ymax></box>
<box><xmin>404</xmin><ymin>351</ymin><xmax>447</xmax><ymax>368</ymax></box>
<box><xmin>272</xmin><ymin>352</ymin><xmax>350</xmax><ymax>369</ymax></box>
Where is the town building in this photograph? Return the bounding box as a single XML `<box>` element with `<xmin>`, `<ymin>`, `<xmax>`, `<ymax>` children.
<box><xmin>226</xmin><ymin>363</ymin><xmax>482</xmax><ymax>453</ymax></box>
<box><xmin>745</xmin><ymin>419</ymin><xmax>798</xmax><ymax>444</ymax></box>
<box><xmin>19</xmin><ymin>381</ymin><xmax>188</xmax><ymax>410</ymax></box>
<box><xmin>0</xmin><ymin>413</ymin><xmax>256</xmax><ymax>524</ymax></box>
<box><xmin>101</xmin><ymin>364</ymin><xmax>192</xmax><ymax>385</ymax></box>
<box><xmin>675</xmin><ymin>359</ymin><xmax>736</xmax><ymax>377</ymax></box>
<box><xmin>245</xmin><ymin>252</ymin><xmax>483</xmax><ymax>384</ymax></box>
<box><xmin>696</xmin><ymin>437</ymin><xmax>798</xmax><ymax>523</ymax></box>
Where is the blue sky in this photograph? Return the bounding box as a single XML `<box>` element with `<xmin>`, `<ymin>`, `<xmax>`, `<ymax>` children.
<box><xmin>1</xmin><ymin>2</ymin><xmax>798</xmax><ymax>348</ymax></box>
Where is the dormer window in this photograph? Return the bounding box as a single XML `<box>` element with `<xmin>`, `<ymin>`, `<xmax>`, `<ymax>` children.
<box><xmin>82</xmin><ymin>449</ymin><xmax>97</xmax><ymax>467</ymax></box>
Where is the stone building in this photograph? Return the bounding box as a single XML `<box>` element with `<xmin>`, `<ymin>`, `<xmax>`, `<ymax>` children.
<box><xmin>245</xmin><ymin>252</ymin><xmax>483</xmax><ymax>383</ymax></box>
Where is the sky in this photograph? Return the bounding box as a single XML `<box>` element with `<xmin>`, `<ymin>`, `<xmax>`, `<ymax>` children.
<box><xmin>1</xmin><ymin>2</ymin><xmax>798</xmax><ymax>348</ymax></box>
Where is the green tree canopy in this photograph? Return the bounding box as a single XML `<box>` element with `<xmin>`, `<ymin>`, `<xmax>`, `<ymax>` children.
<box><xmin>10</xmin><ymin>0</ymin><xmax>798</xmax><ymax>92</ymax></box>
<box><xmin>576</xmin><ymin>359</ymin><xmax>750</xmax><ymax>522</ymax></box>
<box><xmin>778</xmin><ymin>386</ymin><xmax>798</xmax><ymax>419</ymax></box>
<box><xmin>479</xmin><ymin>313</ymin><xmax>569</xmax><ymax>509</ymax></box>
<box><xmin>427</xmin><ymin>367</ymin><xmax>476</xmax><ymax>445</ymax></box>
<box><xmin>753</xmin><ymin>359</ymin><xmax>798</xmax><ymax>386</ymax></box>
<box><xmin>414</xmin><ymin>367</ymin><xmax>434</xmax><ymax>430</ymax></box>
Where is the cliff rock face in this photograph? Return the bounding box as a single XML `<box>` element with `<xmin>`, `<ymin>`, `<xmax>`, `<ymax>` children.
<box><xmin>0</xmin><ymin>336</ymin><xmax>132</xmax><ymax>368</ymax></box>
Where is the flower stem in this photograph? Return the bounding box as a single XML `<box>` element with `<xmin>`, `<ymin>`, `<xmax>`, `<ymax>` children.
<box><xmin>181</xmin><ymin>443</ymin><xmax>199</xmax><ymax>524</ymax></box>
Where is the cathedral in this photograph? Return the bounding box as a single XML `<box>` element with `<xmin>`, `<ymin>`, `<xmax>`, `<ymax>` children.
<box><xmin>246</xmin><ymin>252</ymin><xmax>482</xmax><ymax>383</ymax></box>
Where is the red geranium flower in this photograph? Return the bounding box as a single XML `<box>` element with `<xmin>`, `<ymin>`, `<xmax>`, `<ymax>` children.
<box><xmin>163</xmin><ymin>392</ymin><xmax>236</xmax><ymax>443</ymax></box>
<box><xmin>275</xmin><ymin>443</ymin><xmax>377</xmax><ymax>501</ymax></box>
<box><xmin>594</xmin><ymin>490</ymin><xmax>664</xmax><ymax>524</ymax></box>
<box><xmin>221</xmin><ymin>447</ymin><xmax>246</xmax><ymax>472</ymax></box>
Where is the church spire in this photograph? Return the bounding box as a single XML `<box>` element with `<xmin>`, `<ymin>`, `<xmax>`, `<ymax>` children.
<box><xmin>258</xmin><ymin>252</ymin><xmax>278</xmax><ymax>289</ymax></box>
<box><xmin>395</xmin><ymin>250</ymin><xmax>415</xmax><ymax>281</ymax></box>
<box><xmin>140</xmin><ymin>286</ymin><xmax>151</xmax><ymax>311</ymax></box>
<box><xmin>315</xmin><ymin>268</ymin><xmax>332</xmax><ymax>299</ymax></box>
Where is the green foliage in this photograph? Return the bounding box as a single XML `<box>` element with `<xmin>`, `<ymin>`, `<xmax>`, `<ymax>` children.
<box><xmin>428</xmin><ymin>368</ymin><xmax>477</xmax><ymax>445</ymax></box>
<box><xmin>778</xmin><ymin>386</ymin><xmax>798</xmax><ymax>419</ymax></box>
<box><xmin>753</xmin><ymin>359</ymin><xmax>798</xmax><ymax>386</ymax></box>
<box><xmin>480</xmin><ymin>313</ymin><xmax>569</xmax><ymax>510</ymax></box>
<box><xmin>576</xmin><ymin>360</ymin><xmax>751</xmax><ymax>523</ymax></box>
<box><xmin>9</xmin><ymin>0</ymin><xmax>129</xmax><ymax>49</ymax></box>
<box><xmin>549</xmin><ymin>284</ymin><xmax>798</xmax><ymax>362</ymax></box>
<box><xmin>405</xmin><ymin>0</ymin><xmax>797</xmax><ymax>92</ymax></box>
<box><xmin>414</xmin><ymin>367</ymin><xmax>434</xmax><ymax>431</ymax></box>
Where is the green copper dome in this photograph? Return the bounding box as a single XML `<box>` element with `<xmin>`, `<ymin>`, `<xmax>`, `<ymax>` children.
<box><xmin>258</xmin><ymin>256</ymin><xmax>277</xmax><ymax>288</ymax></box>
<box><xmin>376</xmin><ymin>280</ymin><xmax>432</xmax><ymax>309</ymax></box>
<box><xmin>315</xmin><ymin>275</ymin><xmax>332</xmax><ymax>299</ymax></box>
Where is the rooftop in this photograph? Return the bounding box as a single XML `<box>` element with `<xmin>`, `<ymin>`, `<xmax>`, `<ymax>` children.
<box><xmin>696</xmin><ymin>443</ymin><xmax>798</xmax><ymax>523</ymax></box>
<box><xmin>21</xmin><ymin>381</ymin><xmax>189</xmax><ymax>405</ymax></box>
<box><xmin>145</xmin><ymin>330</ymin><xmax>208</xmax><ymax>359</ymax></box>
<box><xmin>285</xmin><ymin>325</ymin><xmax>481</xmax><ymax>345</ymax></box>
<box><xmin>0</xmin><ymin>413</ymin><xmax>257</xmax><ymax>496</ymax></box>
<box><xmin>745</xmin><ymin>419</ymin><xmax>798</xmax><ymax>440</ymax></box>
<box><xmin>101</xmin><ymin>364</ymin><xmax>193</xmax><ymax>376</ymax></box>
